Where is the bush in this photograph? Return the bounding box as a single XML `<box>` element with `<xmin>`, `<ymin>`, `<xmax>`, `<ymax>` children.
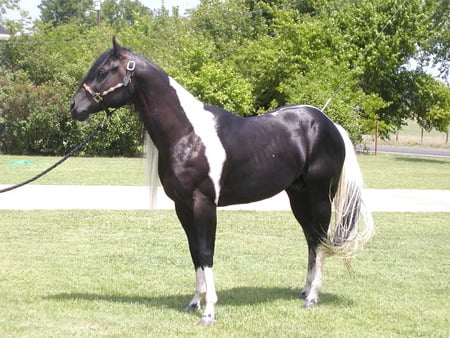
<box><xmin>0</xmin><ymin>70</ymin><xmax>144</xmax><ymax>157</ymax></box>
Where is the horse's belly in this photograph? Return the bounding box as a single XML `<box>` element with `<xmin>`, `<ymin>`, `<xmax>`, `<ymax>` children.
<box><xmin>217</xmin><ymin>161</ymin><xmax>299</xmax><ymax>206</ymax></box>
<box><xmin>217</xmin><ymin>186</ymin><xmax>285</xmax><ymax>206</ymax></box>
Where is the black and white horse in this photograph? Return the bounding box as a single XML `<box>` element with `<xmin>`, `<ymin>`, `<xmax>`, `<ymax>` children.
<box><xmin>70</xmin><ymin>38</ymin><xmax>374</xmax><ymax>325</ymax></box>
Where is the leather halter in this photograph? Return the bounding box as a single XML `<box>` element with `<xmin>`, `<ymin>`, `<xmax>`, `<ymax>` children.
<box><xmin>82</xmin><ymin>60</ymin><xmax>136</xmax><ymax>109</ymax></box>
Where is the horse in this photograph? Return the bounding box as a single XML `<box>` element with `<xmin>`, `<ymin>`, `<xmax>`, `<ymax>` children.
<box><xmin>70</xmin><ymin>37</ymin><xmax>374</xmax><ymax>325</ymax></box>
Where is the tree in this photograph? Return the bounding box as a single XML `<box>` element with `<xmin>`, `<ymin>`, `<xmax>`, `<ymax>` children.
<box><xmin>303</xmin><ymin>0</ymin><xmax>448</xmax><ymax>134</ymax></box>
<box><xmin>406</xmin><ymin>73</ymin><xmax>450</xmax><ymax>133</ymax></box>
<box><xmin>38</xmin><ymin>0</ymin><xmax>93</xmax><ymax>26</ymax></box>
<box><xmin>0</xmin><ymin>23</ymin><xmax>144</xmax><ymax>156</ymax></box>
<box><xmin>189</xmin><ymin>0</ymin><xmax>268</xmax><ymax>59</ymax></box>
<box><xmin>420</xmin><ymin>0</ymin><xmax>450</xmax><ymax>82</ymax></box>
<box><xmin>101</xmin><ymin>0</ymin><xmax>153</xmax><ymax>28</ymax></box>
<box><xmin>1</xmin><ymin>0</ymin><xmax>448</xmax><ymax>155</ymax></box>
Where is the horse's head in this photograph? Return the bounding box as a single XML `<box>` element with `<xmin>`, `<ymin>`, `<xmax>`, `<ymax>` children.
<box><xmin>70</xmin><ymin>37</ymin><xmax>135</xmax><ymax>121</ymax></box>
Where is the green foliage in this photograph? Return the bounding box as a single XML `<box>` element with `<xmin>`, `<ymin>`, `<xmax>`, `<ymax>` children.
<box><xmin>178</xmin><ymin>60</ymin><xmax>254</xmax><ymax>115</ymax></box>
<box><xmin>0</xmin><ymin>70</ymin><xmax>69</xmax><ymax>154</ymax></box>
<box><xmin>38</xmin><ymin>0</ymin><xmax>93</xmax><ymax>26</ymax></box>
<box><xmin>101</xmin><ymin>0</ymin><xmax>154</xmax><ymax>29</ymax></box>
<box><xmin>0</xmin><ymin>22</ymin><xmax>145</xmax><ymax>156</ymax></box>
<box><xmin>0</xmin><ymin>71</ymin><xmax>144</xmax><ymax>156</ymax></box>
<box><xmin>409</xmin><ymin>74</ymin><xmax>450</xmax><ymax>133</ymax></box>
<box><xmin>84</xmin><ymin>109</ymin><xmax>144</xmax><ymax>157</ymax></box>
<box><xmin>279</xmin><ymin>60</ymin><xmax>386</xmax><ymax>141</ymax></box>
<box><xmin>420</xmin><ymin>0</ymin><xmax>450</xmax><ymax>82</ymax></box>
<box><xmin>0</xmin><ymin>0</ymin><xmax>448</xmax><ymax>156</ymax></box>
<box><xmin>190</xmin><ymin>0</ymin><xmax>267</xmax><ymax>58</ymax></box>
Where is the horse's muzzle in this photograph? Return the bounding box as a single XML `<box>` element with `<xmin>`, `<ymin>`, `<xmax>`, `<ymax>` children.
<box><xmin>70</xmin><ymin>100</ymin><xmax>90</xmax><ymax>121</ymax></box>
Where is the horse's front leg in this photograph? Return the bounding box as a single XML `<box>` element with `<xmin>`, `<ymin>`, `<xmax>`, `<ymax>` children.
<box><xmin>176</xmin><ymin>192</ymin><xmax>218</xmax><ymax>325</ymax></box>
<box><xmin>185</xmin><ymin>268</ymin><xmax>205</xmax><ymax>311</ymax></box>
<box><xmin>186</xmin><ymin>266</ymin><xmax>217</xmax><ymax>323</ymax></box>
<box><xmin>192</xmin><ymin>266</ymin><xmax>217</xmax><ymax>326</ymax></box>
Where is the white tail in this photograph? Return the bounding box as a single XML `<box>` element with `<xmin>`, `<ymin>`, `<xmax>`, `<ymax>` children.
<box><xmin>324</xmin><ymin>124</ymin><xmax>375</xmax><ymax>258</ymax></box>
<box><xmin>145</xmin><ymin>133</ymin><xmax>159</xmax><ymax>209</ymax></box>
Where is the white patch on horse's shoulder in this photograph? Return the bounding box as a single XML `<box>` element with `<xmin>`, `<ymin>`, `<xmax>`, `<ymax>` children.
<box><xmin>169</xmin><ymin>78</ymin><xmax>226</xmax><ymax>204</ymax></box>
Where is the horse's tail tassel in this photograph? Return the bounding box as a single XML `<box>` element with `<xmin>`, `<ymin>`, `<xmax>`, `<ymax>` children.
<box><xmin>324</xmin><ymin>124</ymin><xmax>375</xmax><ymax>259</ymax></box>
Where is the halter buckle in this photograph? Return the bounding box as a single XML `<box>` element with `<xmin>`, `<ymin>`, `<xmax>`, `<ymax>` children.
<box><xmin>83</xmin><ymin>83</ymin><xmax>104</xmax><ymax>104</ymax></box>
<box><xmin>124</xmin><ymin>60</ymin><xmax>136</xmax><ymax>86</ymax></box>
<box><xmin>92</xmin><ymin>92</ymin><xmax>103</xmax><ymax>103</ymax></box>
<box><xmin>126</xmin><ymin>60</ymin><xmax>136</xmax><ymax>71</ymax></box>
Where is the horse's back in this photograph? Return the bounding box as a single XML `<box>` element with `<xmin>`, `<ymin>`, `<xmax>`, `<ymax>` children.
<box><xmin>214</xmin><ymin>105</ymin><xmax>345</xmax><ymax>206</ymax></box>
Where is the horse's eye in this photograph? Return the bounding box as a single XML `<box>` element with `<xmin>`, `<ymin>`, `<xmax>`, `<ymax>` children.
<box><xmin>97</xmin><ymin>68</ymin><xmax>107</xmax><ymax>80</ymax></box>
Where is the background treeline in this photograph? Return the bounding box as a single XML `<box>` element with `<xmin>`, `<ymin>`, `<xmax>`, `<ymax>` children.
<box><xmin>0</xmin><ymin>0</ymin><xmax>449</xmax><ymax>156</ymax></box>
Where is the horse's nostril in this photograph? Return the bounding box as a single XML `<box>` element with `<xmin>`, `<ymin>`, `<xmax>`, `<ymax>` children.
<box><xmin>70</xmin><ymin>100</ymin><xmax>75</xmax><ymax>110</ymax></box>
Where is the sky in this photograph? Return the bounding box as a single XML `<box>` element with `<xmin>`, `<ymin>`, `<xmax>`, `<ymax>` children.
<box><xmin>5</xmin><ymin>0</ymin><xmax>200</xmax><ymax>21</ymax></box>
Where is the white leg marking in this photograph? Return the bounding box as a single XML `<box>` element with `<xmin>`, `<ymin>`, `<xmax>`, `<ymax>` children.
<box><xmin>202</xmin><ymin>267</ymin><xmax>217</xmax><ymax>324</ymax></box>
<box><xmin>187</xmin><ymin>268</ymin><xmax>206</xmax><ymax>310</ymax></box>
<box><xmin>304</xmin><ymin>247</ymin><xmax>324</xmax><ymax>307</ymax></box>
<box><xmin>301</xmin><ymin>266</ymin><xmax>314</xmax><ymax>298</ymax></box>
<box><xmin>169</xmin><ymin>78</ymin><xmax>227</xmax><ymax>204</ymax></box>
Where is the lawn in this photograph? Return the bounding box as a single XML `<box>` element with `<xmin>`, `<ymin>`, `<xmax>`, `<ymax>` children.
<box><xmin>1</xmin><ymin>151</ymin><xmax>449</xmax><ymax>336</ymax></box>
<box><xmin>0</xmin><ymin>155</ymin><xmax>148</xmax><ymax>186</ymax></box>
<box><xmin>0</xmin><ymin>210</ymin><xmax>448</xmax><ymax>337</ymax></box>
<box><xmin>1</xmin><ymin>153</ymin><xmax>450</xmax><ymax>189</ymax></box>
<box><xmin>357</xmin><ymin>153</ymin><xmax>450</xmax><ymax>189</ymax></box>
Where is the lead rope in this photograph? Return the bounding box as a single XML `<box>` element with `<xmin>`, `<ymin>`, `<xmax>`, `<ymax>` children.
<box><xmin>0</xmin><ymin>113</ymin><xmax>110</xmax><ymax>194</ymax></box>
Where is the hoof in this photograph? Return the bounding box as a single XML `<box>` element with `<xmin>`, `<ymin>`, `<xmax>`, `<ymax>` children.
<box><xmin>185</xmin><ymin>303</ymin><xmax>200</xmax><ymax>311</ymax></box>
<box><xmin>302</xmin><ymin>299</ymin><xmax>317</xmax><ymax>308</ymax></box>
<box><xmin>198</xmin><ymin>315</ymin><xmax>216</xmax><ymax>326</ymax></box>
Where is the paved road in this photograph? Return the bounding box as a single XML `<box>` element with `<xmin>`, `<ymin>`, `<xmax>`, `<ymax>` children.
<box><xmin>1</xmin><ymin>185</ymin><xmax>449</xmax><ymax>212</ymax></box>
<box><xmin>357</xmin><ymin>144</ymin><xmax>450</xmax><ymax>158</ymax></box>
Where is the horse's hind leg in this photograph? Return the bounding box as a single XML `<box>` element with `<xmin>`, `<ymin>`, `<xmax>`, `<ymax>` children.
<box><xmin>286</xmin><ymin>186</ymin><xmax>331</xmax><ymax>308</ymax></box>
<box><xmin>302</xmin><ymin>245</ymin><xmax>325</xmax><ymax>308</ymax></box>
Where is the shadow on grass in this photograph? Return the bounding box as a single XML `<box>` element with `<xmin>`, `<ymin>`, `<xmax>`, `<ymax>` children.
<box><xmin>44</xmin><ymin>287</ymin><xmax>350</xmax><ymax>311</ymax></box>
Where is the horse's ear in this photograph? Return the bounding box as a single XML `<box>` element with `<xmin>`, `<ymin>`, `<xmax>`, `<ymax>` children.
<box><xmin>112</xmin><ymin>36</ymin><xmax>122</xmax><ymax>56</ymax></box>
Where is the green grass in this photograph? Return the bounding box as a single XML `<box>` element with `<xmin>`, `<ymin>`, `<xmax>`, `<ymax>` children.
<box><xmin>0</xmin><ymin>155</ymin><xmax>147</xmax><ymax>185</ymax></box>
<box><xmin>1</xmin><ymin>153</ymin><xmax>450</xmax><ymax>190</ymax></box>
<box><xmin>0</xmin><ymin>210</ymin><xmax>448</xmax><ymax>337</ymax></box>
<box><xmin>357</xmin><ymin>153</ymin><xmax>450</xmax><ymax>189</ymax></box>
<box><xmin>1</xmin><ymin>135</ymin><xmax>448</xmax><ymax>336</ymax></box>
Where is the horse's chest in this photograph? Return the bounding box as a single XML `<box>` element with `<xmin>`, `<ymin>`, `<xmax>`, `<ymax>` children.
<box><xmin>172</xmin><ymin>134</ymin><xmax>205</xmax><ymax>167</ymax></box>
<box><xmin>161</xmin><ymin>134</ymin><xmax>222</xmax><ymax>203</ymax></box>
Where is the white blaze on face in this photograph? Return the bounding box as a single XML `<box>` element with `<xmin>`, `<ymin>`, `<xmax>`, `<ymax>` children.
<box><xmin>169</xmin><ymin>78</ymin><xmax>226</xmax><ymax>205</ymax></box>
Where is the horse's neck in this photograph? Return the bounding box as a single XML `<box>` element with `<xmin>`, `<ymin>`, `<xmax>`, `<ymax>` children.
<box><xmin>134</xmin><ymin>64</ymin><xmax>195</xmax><ymax>151</ymax></box>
